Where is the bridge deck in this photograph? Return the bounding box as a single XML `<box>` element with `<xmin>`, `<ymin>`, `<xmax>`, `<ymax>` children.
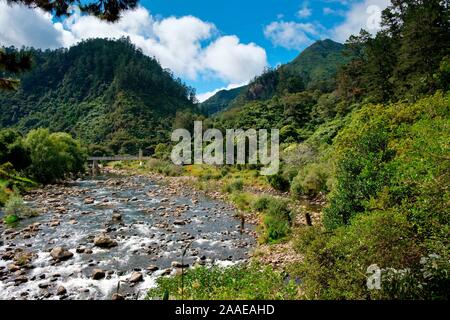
<box><xmin>87</xmin><ymin>156</ymin><xmax>152</xmax><ymax>161</ymax></box>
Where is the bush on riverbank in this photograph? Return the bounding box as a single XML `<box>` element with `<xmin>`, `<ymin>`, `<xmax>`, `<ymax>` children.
<box><xmin>146</xmin><ymin>264</ymin><xmax>298</xmax><ymax>300</ymax></box>
<box><xmin>255</xmin><ymin>197</ymin><xmax>293</xmax><ymax>244</ymax></box>
<box><xmin>3</xmin><ymin>194</ymin><xmax>37</xmax><ymax>225</ymax></box>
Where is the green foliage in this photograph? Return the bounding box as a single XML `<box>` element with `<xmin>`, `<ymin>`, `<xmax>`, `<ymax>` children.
<box><xmin>146</xmin><ymin>264</ymin><xmax>298</xmax><ymax>300</ymax></box>
<box><xmin>252</xmin><ymin>196</ymin><xmax>274</xmax><ymax>212</ymax></box>
<box><xmin>24</xmin><ymin>128</ymin><xmax>87</xmax><ymax>183</ymax></box>
<box><xmin>4</xmin><ymin>214</ymin><xmax>19</xmax><ymax>226</ymax></box>
<box><xmin>266</xmin><ymin>172</ymin><xmax>290</xmax><ymax>192</ymax></box>
<box><xmin>337</xmin><ymin>0</ymin><xmax>449</xmax><ymax>103</ymax></box>
<box><xmin>145</xmin><ymin>159</ymin><xmax>184</xmax><ymax>177</ymax></box>
<box><xmin>292</xmin><ymin>211</ymin><xmax>423</xmax><ymax>299</ymax></box>
<box><xmin>222</xmin><ymin>179</ymin><xmax>244</xmax><ymax>193</ymax></box>
<box><xmin>258</xmin><ymin>197</ymin><xmax>293</xmax><ymax>243</ymax></box>
<box><xmin>291</xmin><ymin>163</ymin><xmax>330</xmax><ymax>197</ymax></box>
<box><xmin>324</xmin><ymin>92</ymin><xmax>450</xmax><ymax>230</ymax></box>
<box><xmin>4</xmin><ymin>194</ymin><xmax>36</xmax><ymax>219</ymax></box>
<box><xmin>0</xmin><ymin>38</ymin><xmax>196</xmax><ymax>152</ymax></box>
<box><xmin>292</xmin><ymin>209</ymin><xmax>449</xmax><ymax>300</ymax></box>
<box><xmin>0</xmin><ymin>129</ymin><xmax>31</xmax><ymax>170</ymax></box>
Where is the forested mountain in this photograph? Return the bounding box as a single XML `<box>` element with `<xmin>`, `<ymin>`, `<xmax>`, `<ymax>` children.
<box><xmin>198</xmin><ymin>86</ymin><xmax>245</xmax><ymax>115</ymax></box>
<box><xmin>202</xmin><ymin>39</ymin><xmax>346</xmax><ymax>115</ymax></box>
<box><xmin>0</xmin><ymin>38</ymin><xmax>196</xmax><ymax>155</ymax></box>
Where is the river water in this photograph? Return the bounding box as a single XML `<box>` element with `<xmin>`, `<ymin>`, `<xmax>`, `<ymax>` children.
<box><xmin>0</xmin><ymin>174</ymin><xmax>255</xmax><ymax>300</ymax></box>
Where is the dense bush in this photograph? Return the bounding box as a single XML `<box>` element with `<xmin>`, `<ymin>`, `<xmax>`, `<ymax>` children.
<box><xmin>292</xmin><ymin>92</ymin><xmax>450</xmax><ymax>300</ymax></box>
<box><xmin>24</xmin><ymin>128</ymin><xmax>87</xmax><ymax>183</ymax></box>
<box><xmin>266</xmin><ymin>172</ymin><xmax>290</xmax><ymax>192</ymax></box>
<box><xmin>146</xmin><ymin>264</ymin><xmax>298</xmax><ymax>300</ymax></box>
<box><xmin>290</xmin><ymin>163</ymin><xmax>330</xmax><ymax>197</ymax></box>
<box><xmin>257</xmin><ymin>197</ymin><xmax>293</xmax><ymax>243</ymax></box>
<box><xmin>324</xmin><ymin>92</ymin><xmax>450</xmax><ymax>230</ymax></box>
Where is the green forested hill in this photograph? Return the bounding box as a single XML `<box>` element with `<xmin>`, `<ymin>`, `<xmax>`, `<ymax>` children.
<box><xmin>0</xmin><ymin>38</ymin><xmax>196</xmax><ymax>155</ymax></box>
<box><xmin>202</xmin><ymin>39</ymin><xmax>346</xmax><ymax>115</ymax></box>
<box><xmin>198</xmin><ymin>86</ymin><xmax>246</xmax><ymax>115</ymax></box>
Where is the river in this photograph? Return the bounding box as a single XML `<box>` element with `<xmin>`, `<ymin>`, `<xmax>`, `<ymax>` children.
<box><xmin>0</xmin><ymin>174</ymin><xmax>255</xmax><ymax>300</ymax></box>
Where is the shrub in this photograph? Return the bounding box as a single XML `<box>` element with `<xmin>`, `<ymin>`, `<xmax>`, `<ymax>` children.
<box><xmin>252</xmin><ymin>196</ymin><xmax>273</xmax><ymax>212</ymax></box>
<box><xmin>266</xmin><ymin>172</ymin><xmax>290</xmax><ymax>191</ymax></box>
<box><xmin>259</xmin><ymin>198</ymin><xmax>293</xmax><ymax>243</ymax></box>
<box><xmin>292</xmin><ymin>211</ymin><xmax>427</xmax><ymax>299</ymax></box>
<box><xmin>146</xmin><ymin>159</ymin><xmax>184</xmax><ymax>176</ymax></box>
<box><xmin>291</xmin><ymin>163</ymin><xmax>329</xmax><ymax>197</ymax></box>
<box><xmin>229</xmin><ymin>192</ymin><xmax>254</xmax><ymax>212</ymax></box>
<box><xmin>146</xmin><ymin>264</ymin><xmax>298</xmax><ymax>300</ymax></box>
<box><xmin>222</xmin><ymin>179</ymin><xmax>244</xmax><ymax>193</ymax></box>
<box><xmin>261</xmin><ymin>214</ymin><xmax>291</xmax><ymax>244</ymax></box>
<box><xmin>24</xmin><ymin>128</ymin><xmax>86</xmax><ymax>183</ymax></box>
<box><xmin>4</xmin><ymin>194</ymin><xmax>36</xmax><ymax>219</ymax></box>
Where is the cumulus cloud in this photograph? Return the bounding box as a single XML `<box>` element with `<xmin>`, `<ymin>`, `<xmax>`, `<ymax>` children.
<box><xmin>0</xmin><ymin>2</ymin><xmax>72</xmax><ymax>49</ymax></box>
<box><xmin>330</xmin><ymin>0</ymin><xmax>390</xmax><ymax>42</ymax></box>
<box><xmin>0</xmin><ymin>4</ymin><xmax>267</xmax><ymax>86</ymax></box>
<box><xmin>202</xmin><ymin>36</ymin><xmax>267</xmax><ymax>83</ymax></box>
<box><xmin>297</xmin><ymin>3</ymin><xmax>312</xmax><ymax>18</ymax></box>
<box><xmin>264</xmin><ymin>21</ymin><xmax>320</xmax><ymax>50</ymax></box>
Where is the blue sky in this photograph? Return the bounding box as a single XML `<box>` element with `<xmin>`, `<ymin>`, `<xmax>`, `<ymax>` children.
<box><xmin>0</xmin><ymin>0</ymin><xmax>390</xmax><ymax>100</ymax></box>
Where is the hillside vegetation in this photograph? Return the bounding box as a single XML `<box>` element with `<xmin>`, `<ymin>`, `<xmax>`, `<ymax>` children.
<box><xmin>0</xmin><ymin>38</ymin><xmax>197</xmax><ymax>155</ymax></box>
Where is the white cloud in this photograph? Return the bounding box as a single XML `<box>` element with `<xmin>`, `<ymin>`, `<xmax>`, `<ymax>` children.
<box><xmin>330</xmin><ymin>0</ymin><xmax>390</xmax><ymax>42</ymax></box>
<box><xmin>0</xmin><ymin>2</ymin><xmax>72</xmax><ymax>49</ymax></box>
<box><xmin>297</xmin><ymin>7</ymin><xmax>312</xmax><ymax>18</ymax></box>
<box><xmin>0</xmin><ymin>4</ymin><xmax>267</xmax><ymax>88</ymax></box>
<box><xmin>264</xmin><ymin>21</ymin><xmax>320</xmax><ymax>50</ymax></box>
<box><xmin>202</xmin><ymin>36</ymin><xmax>267</xmax><ymax>83</ymax></box>
<box><xmin>197</xmin><ymin>82</ymin><xmax>246</xmax><ymax>103</ymax></box>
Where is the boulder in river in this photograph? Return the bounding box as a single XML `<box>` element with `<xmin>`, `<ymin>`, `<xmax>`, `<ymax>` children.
<box><xmin>112</xmin><ymin>213</ymin><xmax>122</xmax><ymax>222</ymax></box>
<box><xmin>171</xmin><ymin>261</ymin><xmax>189</xmax><ymax>268</ymax></box>
<box><xmin>128</xmin><ymin>271</ymin><xmax>143</xmax><ymax>283</ymax></box>
<box><xmin>50</xmin><ymin>247</ymin><xmax>73</xmax><ymax>261</ymax></box>
<box><xmin>92</xmin><ymin>269</ymin><xmax>105</xmax><ymax>280</ymax></box>
<box><xmin>111</xmin><ymin>293</ymin><xmax>124</xmax><ymax>300</ymax></box>
<box><xmin>93</xmin><ymin>234</ymin><xmax>118</xmax><ymax>248</ymax></box>
<box><xmin>56</xmin><ymin>286</ymin><xmax>67</xmax><ymax>295</ymax></box>
<box><xmin>84</xmin><ymin>198</ymin><xmax>95</xmax><ymax>204</ymax></box>
<box><xmin>173</xmin><ymin>220</ymin><xmax>186</xmax><ymax>226</ymax></box>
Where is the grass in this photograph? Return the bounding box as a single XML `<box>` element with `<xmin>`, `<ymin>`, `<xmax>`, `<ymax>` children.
<box><xmin>146</xmin><ymin>264</ymin><xmax>298</xmax><ymax>300</ymax></box>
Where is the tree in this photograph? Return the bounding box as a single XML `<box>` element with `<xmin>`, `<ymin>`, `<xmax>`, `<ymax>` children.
<box><xmin>1</xmin><ymin>0</ymin><xmax>139</xmax><ymax>90</ymax></box>
<box><xmin>24</xmin><ymin>128</ymin><xmax>86</xmax><ymax>183</ymax></box>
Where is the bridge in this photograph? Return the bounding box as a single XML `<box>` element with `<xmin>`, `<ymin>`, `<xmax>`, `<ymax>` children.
<box><xmin>87</xmin><ymin>149</ymin><xmax>152</xmax><ymax>175</ymax></box>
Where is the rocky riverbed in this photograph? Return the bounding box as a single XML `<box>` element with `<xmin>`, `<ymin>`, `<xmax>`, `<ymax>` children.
<box><xmin>0</xmin><ymin>174</ymin><xmax>255</xmax><ymax>300</ymax></box>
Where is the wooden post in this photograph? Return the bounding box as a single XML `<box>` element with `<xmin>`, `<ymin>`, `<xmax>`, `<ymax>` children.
<box><xmin>139</xmin><ymin>148</ymin><xmax>143</xmax><ymax>166</ymax></box>
<box><xmin>92</xmin><ymin>160</ymin><xmax>100</xmax><ymax>176</ymax></box>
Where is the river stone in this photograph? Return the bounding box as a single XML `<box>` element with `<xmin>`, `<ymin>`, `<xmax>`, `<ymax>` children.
<box><xmin>147</xmin><ymin>265</ymin><xmax>159</xmax><ymax>272</ymax></box>
<box><xmin>112</xmin><ymin>213</ymin><xmax>122</xmax><ymax>222</ymax></box>
<box><xmin>171</xmin><ymin>261</ymin><xmax>189</xmax><ymax>268</ymax></box>
<box><xmin>84</xmin><ymin>198</ymin><xmax>95</xmax><ymax>204</ymax></box>
<box><xmin>93</xmin><ymin>234</ymin><xmax>118</xmax><ymax>248</ymax></box>
<box><xmin>111</xmin><ymin>293</ymin><xmax>124</xmax><ymax>300</ymax></box>
<box><xmin>173</xmin><ymin>220</ymin><xmax>186</xmax><ymax>226</ymax></box>
<box><xmin>129</xmin><ymin>271</ymin><xmax>143</xmax><ymax>283</ymax></box>
<box><xmin>92</xmin><ymin>269</ymin><xmax>105</xmax><ymax>280</ymax></box>
<box><xmin>56</xmin><ymin>286</ymin><xmax>67</xmax><ymax>295</ymax></box>
<box><xmin>50</xmin><ymin>247</ymin><xmax>73</xmax><ymax>261</ymax></box>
